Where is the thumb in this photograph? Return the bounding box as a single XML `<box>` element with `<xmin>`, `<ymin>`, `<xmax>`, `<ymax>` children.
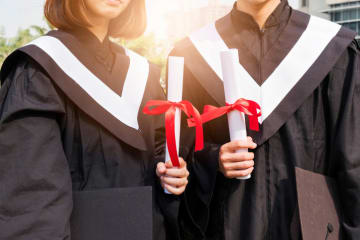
<box><xmin>156</xmin><ymin>162</ymin><xmax>166</xmax><ymax>177</ymax></box>
<box><xmin>165</xmin><ymin>160</ymin><xmax>174</xmax><ymax>168</ymax></box>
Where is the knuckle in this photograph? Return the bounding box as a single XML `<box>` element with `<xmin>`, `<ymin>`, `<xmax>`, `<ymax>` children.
<box><xmin>174</xmin><ymin>189</ymin><xmax>182</xmax><ymax>195</ymax></box>
<box><xmin>244</xmin><ymin>153</ymin><xmax>252</xmax><ymax>161</ymax></box>
<box><xmin>220</xmin><ymin>145</ymin><xmax>226</xmax><ymax>154</ymax></box>
<box><xmin>223</xmin><ymin>163</ymin><xmax>231</xmax><ymax>170</ymax></box>
<box><xmin>237</xmin><ymin>152</ymin><xmax>247</xmax><ymax>160</ymax></box>
<box><xmin>245</xmin><ymin>162</ymin><xmax>253</xmax><ymax>169</ymax></box>
<box><xmin>245</xmin><ymin>169</ymin><xmax>253</xmax><ymax>175</ymax></box>
<box><xmin>161</xmin><ymin>178</ymin><xmax>168</xmax><ymax>185</ymax></box>
<box><xmin>235</xmin><ymin>141</ymin><xmax>242</xmax><ymax>148</ymax></box>
<box><xmin>222</xmin><ymin>154</ymin><xmax>230</xmax><ymax>162</ymax></box>
<box><xmin>156</xmin><ymin>162</ymin><xmax>162</xmax><ymax>168</ymax></box>
<box><xmin>235</xmin><ymin>162</ymin><xmax>244</xmax><ymax>169</ymax></box>
<box><xmin>242</xmin><ymin>161</ymin><xmax>251</xmax><ymax>169</ymax></box>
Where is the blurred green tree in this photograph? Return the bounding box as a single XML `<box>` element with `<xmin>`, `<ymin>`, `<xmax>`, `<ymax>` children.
<box><xmin>115</xmin><ymin>33</ymin><xmax>169</xmax><ymax>87</ymax></box>
<box><xmin>0</xmin><ymin>25</ymin><xmax>48</xmax><ymax>68</ymax></box>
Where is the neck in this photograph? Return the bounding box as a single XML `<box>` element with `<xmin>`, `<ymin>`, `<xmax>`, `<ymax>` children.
<box><xmin>236</xmin><ymin>0</ymin><xmax>281</xmax><ymax>29</ymax></box>
<box><xmin>86</xmin><ymin>18</ymin><xmax>110</xmax><ymax>42</ymax></box>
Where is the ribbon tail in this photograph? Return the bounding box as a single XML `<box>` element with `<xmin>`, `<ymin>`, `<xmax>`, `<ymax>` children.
<box><xmin>165</xmin><ymin>107</ymin><xmax>180</xmax><ymax>167</ymax></box>
<box><xmin>248</xmin><ymin>116</ymin><xmax>260</xmax><ymax>131</ymax></box>
<box><xmin>194</xmin><ymin>125</ymin><xmax>204</xmax><ymax>151</ymax></box>
<box><xmin>248</xmin><ymin>103</ymin><xmax>261</xmax><ymax>131</ymax></box>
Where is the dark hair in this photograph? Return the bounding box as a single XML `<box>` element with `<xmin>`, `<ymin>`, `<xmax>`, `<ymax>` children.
<box><xmin>44</xmin><ymin>0</ymin><xmax>147</xmax><ymax>39</ymax></box>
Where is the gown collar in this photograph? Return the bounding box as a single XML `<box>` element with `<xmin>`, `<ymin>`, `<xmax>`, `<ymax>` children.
<box><xmin>181</xmin><ymin>8</ymin><xmax>355</xmax><ymax>146</ymax></box>
<box><xmin>68</xmin><ymin>28</ymin><xmax>115</xmax><ymax>72</ymax></box>
<box><xmin>10</xmin><ymin>30</ymin><xmax>152</xmax><ymax>150</ymax></box>
<box><xmin>231</xmin><ymin>0</ymin><xmax>290</xmax><ymax>31</ymax></box>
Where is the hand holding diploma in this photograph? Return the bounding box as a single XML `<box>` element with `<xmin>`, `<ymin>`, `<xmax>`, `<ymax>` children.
<box><xmin>143</xmin><ymin>56</ymin><xmax>203</xmax><ymax>194</ymax></box>
<box><xmin>186</xmin><ymin>49</ymin><xmax>261</xmax><ymax>179</ymax></box>
<box><xmin>219</xmin><ymin>49</ymin><xmax>261</xmax><ymax>180</ymax></box>
<box><xmin>156</xmin><ymin>158</ymin><xmax>189</xmax><ymax>195</ymax></box>
<box><xmin>163</xmin><ymin>56</ymin><xmax>187</xmax><ymax>194</ymax></box>
<box><xmin>218</xmin><ymin>137</ymin><xmax>257</xmax><ymax>179</ymax></box>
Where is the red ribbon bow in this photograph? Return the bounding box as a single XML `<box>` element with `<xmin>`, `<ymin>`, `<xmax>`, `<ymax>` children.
<box><xmin>143</xmin><ymin>100</ymin><xmax>203</xmax><ymax>167</ymax></box>
<box><xmin>188</xmin><ymin>98</ymin><xmax>261</xmax><ymax>131</ymax></box>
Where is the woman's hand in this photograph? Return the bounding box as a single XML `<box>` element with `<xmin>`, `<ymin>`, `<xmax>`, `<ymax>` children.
<box><xmin>219</xmin><ymin>137</ymin><xmax>257</xmax><ymax>178</ymax></box>
<box><xmin>156</xmin><ymin>157</ymin><xmax>189</xmax><ymax>195</ymax></box>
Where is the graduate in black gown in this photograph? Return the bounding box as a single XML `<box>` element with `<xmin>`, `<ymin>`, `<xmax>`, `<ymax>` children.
<box><xmin>0</xmin><ymin>0</ymin><xmax>189</xmax><ymax>239</ymax></box>
<box><xmin>171</xmin><ymin>0</ymin><xmax>360</xmax><ymax>239</ymax></box>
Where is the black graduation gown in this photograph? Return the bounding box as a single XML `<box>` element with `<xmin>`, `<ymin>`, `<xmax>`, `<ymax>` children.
<box><xmin>0</xmin><ymin>29</ymin><xmax>180</xmax><ymax>240</ymax></box>
<box><xmin>171</xmin><ymin>1</ymin><xmax>360</xmax><ymax>240</ymax></box>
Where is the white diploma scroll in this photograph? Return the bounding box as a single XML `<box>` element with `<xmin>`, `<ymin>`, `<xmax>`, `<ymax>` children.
<box><xmin>164</xmin><ymin>56</ymin><xmax>185</xmax><ymax>193</ymax></box>
<box><xmin>220</xmin><ymin>49</ymin><xmax>251</xmax><ymax>180</ymax></box>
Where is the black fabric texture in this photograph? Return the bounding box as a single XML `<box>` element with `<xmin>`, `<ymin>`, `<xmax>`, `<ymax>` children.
<box><xmin>0</xmin><ymin>29</ymin><xmax>181</xmax><ymax>240</ymax></box>
<box><xmin>171</xmin><ymin>1</ymin><xmax>360</xmax><ymax>239</ymax></box>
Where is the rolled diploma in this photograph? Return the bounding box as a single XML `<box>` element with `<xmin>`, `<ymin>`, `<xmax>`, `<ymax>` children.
<box><xmin>220</xmin><ymin>49</ymin><xmax>251</xmax><ymax>180</ymax></box>
<box><xmin>164</xmin><ymin>56</ymin><xmax>185</xmax><ymax>193</ymax></box>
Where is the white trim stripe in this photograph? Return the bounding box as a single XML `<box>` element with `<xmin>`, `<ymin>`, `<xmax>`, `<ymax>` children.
<box><xmin>261</xmin><ymin>17</ymin><xmax>341</xmax><ymax>120</ymax></box>
<box><xmin>189</xmin><ymin>23</ymin><xmax>228</xmax><ymax>80</ymax></box>
<box><xmin>189</xmin><ymin>16</ymin><xmax>341</xmax><ymax>122</ymax></box>
<box><xmin>27</xmin><ymin>36</ymin><xmax>149</xmax><ymax>130</ymax></box>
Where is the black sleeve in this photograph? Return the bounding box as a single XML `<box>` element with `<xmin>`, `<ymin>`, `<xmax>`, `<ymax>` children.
<box><xmin>0</xmin><ymin>57</ymin><xmax>73</xmax><ymax>240</ymax></box>
<box><xmin>327</xmin><ymin>41</ymin><xmax>360</xmax><ymax>239</ymax></box>
<box><xmin>169</xmin><ymin>48</ymin><xmax>220</xmax><ymax>239</ymax></box>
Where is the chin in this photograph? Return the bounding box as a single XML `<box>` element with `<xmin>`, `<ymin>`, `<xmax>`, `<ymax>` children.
<box><xmin>85</xmin><ymin>0</ymin><xmax>130</xmax><ymax>20</ymax></box>
<box><xmin>102</xmin><ymin>10</ymin><xmax>124</xmax><ymax>19</ymax></box>
<box><xmin>243</xmin><ymin>0</ymin><xmax>274</xmax><ymax>4</ymax></box>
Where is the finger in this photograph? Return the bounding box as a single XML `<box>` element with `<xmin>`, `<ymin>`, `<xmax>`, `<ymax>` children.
<box><xmin>228</xmin><ymin>139</ymin><xmax>257</xmax><ymax>152</ymax></box>
<box><xmin>178</xmin><ymin>157</ymin><xmax>187</xmax><ymax>167</ymax></box>
<box><xmin>165</xmin><ymin>167</ymin><xmax>189</xmax><ymax>178</ymax></box>
<box><xmin>220</xmin><ymin>152</ymin><xmax>255</xmax><ymax>163</ymax></box>
<box><xmin>165</xmin><ymin>160</ymin><xmax>173</xmax><ymax>168</ymax></box>
<box><xmin>156</xmin><ymin>162</ymin><xmax>167</xmax><ymax>177</ymax></box>
<box><xmin>164</xmin><ymin>184</ymin><xmax>186</xmax><ymax>195</ymax></box>
<box><xmin>161</xmin><ymin>176</ymin><xmax>188</xmax><ymax>187</ymax></box>
<box><xmin>221</xmin><ymin>139</ymin><xmax>257</xmax><ymax>153</ymax></box>
<box><xmin>223</xmin><ymin>160</ymin><xmax>254</xmax><ymax>171</ymax></box>
<box><xmin>165</xmin><ymin>157</ymin><xmax>186</xmax><ymax>168</ymax></box>
<box><xmin>224</xmin><ymin>167</ymin><xmax>254</xmax><ymax>179</ymax></box>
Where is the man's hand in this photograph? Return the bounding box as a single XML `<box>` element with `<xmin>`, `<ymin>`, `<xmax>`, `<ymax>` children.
<box><xmin>219</xmin><ymin>137</ymin><xmax>257</xmax><ymax>178</ymax></box>
<box><xmin>156</xmin><ymin>157</ymin><xmax>189</xmax><ymax>195</ymax></box>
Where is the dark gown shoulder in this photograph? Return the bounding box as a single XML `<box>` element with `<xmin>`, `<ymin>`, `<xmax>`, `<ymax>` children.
<box><xmin>0</xmin><ymin>31</ymin><xmax>180</xmax><ymax>240</ymax></box>
<box><xmin>0</xmin><ymin>53</ymin><xmax>66</xmax><ymax>118</ymax></box>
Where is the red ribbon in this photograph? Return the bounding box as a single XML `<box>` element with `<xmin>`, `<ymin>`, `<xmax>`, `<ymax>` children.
<box><xmin>143</xmin><ymin>100</ymin><xmax>203</xmax><ymax>167</ymax></box>
<box><xmin>188</xmin><ymin>98</ymin><xmax>261</xmax><ymax>131</ymax></box>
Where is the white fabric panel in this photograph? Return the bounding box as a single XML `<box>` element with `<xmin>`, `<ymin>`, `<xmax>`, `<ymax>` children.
<box><xmin>189</xmin><ymin>23</ymin><xmax>229</xmax><ymax>80</ymax></box>
<box><xmin>189</xmin><ymin>16</ymin><xmax>341</xmax><ymax>122</ymax></box>
<box><xmin>27</xmin><ymin>36</ymin><xmax>150</xmax><ymax>130</ymax></box>
<box><xmin>261</xmin><ymin>16</ymin><xmax>341</xmax><ymax>120</ymax></box>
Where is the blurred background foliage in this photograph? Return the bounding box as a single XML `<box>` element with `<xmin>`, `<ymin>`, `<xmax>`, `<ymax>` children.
<box><xmin>0</xmin><ymin>25</ymin><xmax>48</xmax><ymax>67</ymax></box>
<box><xmin>115</xmin><ymin>34</ymin><xmax>168</xmax><ymax>86</ymax></box>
